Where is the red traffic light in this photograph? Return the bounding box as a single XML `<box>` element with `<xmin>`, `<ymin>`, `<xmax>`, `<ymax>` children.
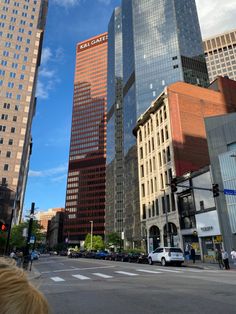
<box><xmin>0</xmin><ymin>222</ymin><xmax>7</xmax><ymax>231</ymax></box>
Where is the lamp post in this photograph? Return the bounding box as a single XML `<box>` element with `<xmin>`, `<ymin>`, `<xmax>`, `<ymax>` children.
<box><xmin>90</xmin><ymin>221</ymin><xmax>93</xmax><ymax>250</ymax></box>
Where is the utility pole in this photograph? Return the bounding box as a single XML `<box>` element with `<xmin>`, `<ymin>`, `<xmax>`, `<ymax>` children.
<box><xmin>23</xmin><ymin>202</ymin><xmax>35</xmax><ymax>269</ymax></box>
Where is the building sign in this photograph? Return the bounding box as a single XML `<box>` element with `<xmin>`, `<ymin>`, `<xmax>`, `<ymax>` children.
<box><xmin>78</xmin><ymin>34</ymin><xmax>108</xmax><ymax>52</ymax></box>
<box><xmin>196</xmin><ymin>210</ymin><xmax>221</xmax><ymax>237</ymax></box>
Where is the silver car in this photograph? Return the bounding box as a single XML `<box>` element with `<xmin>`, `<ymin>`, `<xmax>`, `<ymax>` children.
<box><xmin>148</xmin><ymin>247</ymin><xmax>184</xmax><ymax>266</ymax></box>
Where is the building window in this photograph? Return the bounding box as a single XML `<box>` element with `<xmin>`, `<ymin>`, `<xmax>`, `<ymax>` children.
<box><xmin>140</xmin><ymin>165</ymin><xmax>144</xmax><ymax>177</ymax></box>
<box><xmin>8</xmin><ymin>139</ymin><xmax>13</xmax><ymax>145</ymax></box>
<box><xmin>141</xmin><ymin>184</ymin><xmax>145</xmax><ymax>197</ymax></box>
<box><xmin>155</xmin><ymin>199</ymin><xmax>159</xmax><ymax>216</ymax></box>
<box><xmin>11</xmin><ymin>127</ymin><xmax>15</xmax><ymax>133</ymax></box>
<box><xmin>3</xmin><ymin>164</ymin><xmax>9</xmax><ymax>171</ymax></box>
<box><xmin>6</xmin><ymin>151</ymin><xmax>11</xmax><ymax>158</ymax></box>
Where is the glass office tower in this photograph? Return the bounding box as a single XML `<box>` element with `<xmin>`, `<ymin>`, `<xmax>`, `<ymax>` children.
<box><xmin>106</xmin><ymin>8</ymin><xmax>124</xmax><ymax>238</ymax></box>
<box><xmin>64</xmin><ymin>33</ymin><xmax>108</xmax><ymax>243</ymax></box>
<box><xmin>107</xmin><ymin>0</ymin><xmax>209</xmax><ymax>248</ymax></box>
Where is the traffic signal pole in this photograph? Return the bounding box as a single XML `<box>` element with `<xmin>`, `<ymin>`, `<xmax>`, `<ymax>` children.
<box><xmin>23</xmin><ymin>202</ymin><xmax>35</xmax><ymax>269</ymax></box>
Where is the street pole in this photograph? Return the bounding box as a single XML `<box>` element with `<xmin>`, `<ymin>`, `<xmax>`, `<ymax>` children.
<box><xmin>23</xmin><ymin>202</ymin><xmax>35</xmax><ymax>269</ymax></box>
<box><xmin>90</xmin><ymin>220</ymin><xmax>93</xmax><ymax>250</ymax></box>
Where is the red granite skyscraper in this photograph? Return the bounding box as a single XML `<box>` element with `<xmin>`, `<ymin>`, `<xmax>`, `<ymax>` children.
<box><xmin>64</xmin><ymin>33</ymin><xmax>108</xmax><ymax>244</ymax></box>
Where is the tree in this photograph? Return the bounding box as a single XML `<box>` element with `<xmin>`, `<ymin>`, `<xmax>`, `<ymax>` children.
<box><xmin>106</xmin><ymin>232</ymin><xmax>121</xmax><ymax>247</ymax></box>
<box><xmin>10</xmin><ymin>220</ymin><xmax>43</xmax><ymax>249</ymax></box>
<box><xmin>84</xmin><ymin>234</ymin><xmax>104</xmax><ymax>251</ymax></box>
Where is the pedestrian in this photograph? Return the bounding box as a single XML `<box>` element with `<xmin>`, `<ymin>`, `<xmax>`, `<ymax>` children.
<box><xmin>9</xmin><ymin>251</ymin><xmax>16</xmax><ymax>260</ymax></box>
<box><xmin>190</xmin><ymin>247</ymin><xmax>196</xmax><ymax>264</ymax></box>
<box><xmin>215</xmin><ymin>248</ymin><xmax>224</xmax><ymax>269</ymax></box>
<box><xmin>222</xmin><ymin>249</ymin><xmax>230</xmax><ymax>270</ymax></box>
<box><xmin>230</xmin><ymin>248</ymin><xmax>236</xmax><ymax>265</ymax></box>
<box><xmin>0</xmin><ymin>257</ymin><xmax>50</xmax><ymax>313</ymax></box>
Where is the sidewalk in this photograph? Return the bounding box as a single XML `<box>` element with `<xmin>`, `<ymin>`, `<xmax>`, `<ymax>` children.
<box><xmin>25</xmin><ymin>265</ymin><xmax>41</xmax><ymax>280</ymax></box>
<box><xmin>183</xmin><ymin>259</ymin><xmax>236</xmax><ymax>270</ymax></box>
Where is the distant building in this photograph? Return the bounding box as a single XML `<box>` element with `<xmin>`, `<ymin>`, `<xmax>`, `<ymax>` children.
<box><xmin>64</xmin><ymin>33</ymin><xmax>108</xmax><ymax>244</ymax></box>
<box><xmin>0</xmin><ymin>0</ymin><xmax>48</xmax><ymax>226</ymax></box>
<box><xmin>203</xmin><ymin>29</ymin><xmax>236</xmax><ymax>82</ymax></box>
<box><xmin>36</xmin><ymin>208</ymin><xmax>64</xmax><ymax>233</ymax></box>
<box><xmin>47</xmin><ymin>211</ymin><xmax>65</xmax><ymax>249</ymax></box>
<box><xmin>133</xmin><ymin>77</ymin><xmax>236</xmax><ymax>252</ymax></box>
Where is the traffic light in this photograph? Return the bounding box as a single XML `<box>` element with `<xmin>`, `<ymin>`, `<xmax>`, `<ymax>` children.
<box><xmin>212</xmin><ymin>183</ymin><xmax>220</xmax><ymax>197</ymax></box>
<box><xmin>170</xmin><ymin>178</ymin><xmax>178</xmax><ymax>193</ymax></box>
<box><xmin>0</xmin><ymin>222</ymin><xmax>7</xmax><ymax>231</ymax></box>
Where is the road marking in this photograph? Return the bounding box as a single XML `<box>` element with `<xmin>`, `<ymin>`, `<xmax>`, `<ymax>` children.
<box><xmin>115</xmin><ymin>271</ymin><xmax>138</xmax><ymax>276</ymax></box>
<box><xmin>136</xmin><ymin>269</ymin><xmax>162</xmax><ymax>274</ymax></box>
<box><xmin>50</xmin><ymin>277</ymin><xmax>65</xmax><ymax>282</ymax></box>
<box><xmin>92</xmin><ymin>273</ymin><xmax>113</xmax><ymax>279</ymax></box>
<box><xmin>154</xmin><ymin>268</ymin><xmax>181</xmax><ymax>273</ymax></box>
<box><xmin>41</xmin><ymin>265</ymin><xmax>115</xmax><ymax>274</ymax></box>
<box><xmin>72</xmin><ymin>274</ymin><xmax>90</xmax><ymax>280</ymax></box>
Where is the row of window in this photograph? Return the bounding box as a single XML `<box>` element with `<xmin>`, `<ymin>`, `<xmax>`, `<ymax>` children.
<box><xmin>139</xmin><ymin>127</ymin><xmax>169</xmax><ymax>158</ymax></box>
<box><xmin>141</xmin><ymin>168</ymin><xmax>173</xmax><ymax>198</ymax></box>
<box><xmin>0</xmin><ymin>150</ymin><xmax>12</xmax><ymax>157</ymax></box>
<box><xmin>0</xmin><ymin>138</ymin><xmax>13</xmax><ymax>145</ymax></box>
<box><xmin>0</xmin><ymin>125</ymin><xmax>16</xmax><ymax>133</ymax></box>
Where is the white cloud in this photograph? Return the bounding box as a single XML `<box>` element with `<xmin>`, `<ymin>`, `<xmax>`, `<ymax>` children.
<box><xmin>36</xmin><ymin>80</ymin><xmax>49</xmax><ymax>99</ymax></box>
<box><xmin>41</xmin><ymin>47</ymin><xmax>52</xmax><ymax>65</ymax></box>
<box><xmin>39</xmin><ymin>68</ymin><xmax>55</xmax><ymax>78</ymax></box>
<box><xmin>196</xmin><ymin>0</ymin><xmax>236</xmax><ymax>38</ymax></box>
<box><xmin>29</xmin><ymin>164</ymin><xmax>68</xmax><ymax>178</ymax></box>
<box><xmin>52</xmin><ymin>0</ymin><xmax>80</xmax><ymax>7</ymax></box>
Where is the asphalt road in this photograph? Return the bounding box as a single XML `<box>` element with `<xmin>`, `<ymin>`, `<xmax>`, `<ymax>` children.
<box><xmin>32</xmin><ymin>256</ymin><xmax>236</xmax><ymax>314</ymax></box>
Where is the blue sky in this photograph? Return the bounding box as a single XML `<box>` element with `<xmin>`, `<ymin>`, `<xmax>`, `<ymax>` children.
<box><xmin>24</xmin><ymin>0</ymin><xmax>236</xmax><ymax>213</ymax></box>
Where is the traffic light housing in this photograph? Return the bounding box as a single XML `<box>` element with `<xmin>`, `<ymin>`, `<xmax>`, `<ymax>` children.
<box><xmin>212</xmin><ymin>183</ymin><xmax>219</xmax><ymax>197</ymax></box>
<box><xmin>0</xmin><ymin>221</ymin><xmax>7</xmax><ymax>231</ymax></box>
<box><xmin>170</xmin><ymin>178</ymin><xmax>178</xmax><ymax>193</ymax></box>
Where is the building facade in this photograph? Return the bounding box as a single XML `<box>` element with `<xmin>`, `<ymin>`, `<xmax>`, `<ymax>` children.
<box><xmin>35</xmin><ymin>207</ymin><xmax>64</xmax><ymax>233</ymax></box>
<box><xmin>0</xmin><ymin>0</ymin><xmax>48</xmax><ymax>227</ymax></box>
<box><xmin>205</xmin><ymin>111</ymin><xmax>236</xmax><ymax>258</ymax></box>
<box><xmin>203</xmin><ymin>29</ymin><xmax>236</xmax><ymax>83</ymax></box>
<box><xmin>64</xmin><ymin>33</ymin><xmax>108</xmax><ymax>244</ymax></box>
<box><xmin>107</xmin><ymin>0</ymin><xmax>209</xmax><ymax>248</ymax></box>
<box><xmin>134</xmin><ymin>77</ymin><xmax>236</xmax><ymax>253</ymax></box>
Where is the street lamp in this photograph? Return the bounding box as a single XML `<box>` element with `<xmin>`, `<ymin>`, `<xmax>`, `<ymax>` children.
<box><xmin>90</xmin><ymin>221</ymin><xmax>93</xmax><ymax>250</ymax></box>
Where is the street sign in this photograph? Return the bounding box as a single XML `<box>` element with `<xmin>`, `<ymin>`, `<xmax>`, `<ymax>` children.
<box><xmin>29</xmin><ymin>236</ymin><xmax>35</xmax><ymax>244</ymax></box>
<box><xmin>224</xmin><ymin>189</ymin><xmax>236</xmax><ymax>196</ymax></box>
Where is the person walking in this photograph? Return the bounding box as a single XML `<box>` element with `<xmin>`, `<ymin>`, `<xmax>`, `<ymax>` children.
<box><xmin>215</xmin><ymin>248</ymin><xmax>224</xmax><ymax>269</ymax></box>
<box><xmin>222</xmin><ymin>249</ymin><xmax>230</xmax><ymax>270</ymax></box>
<box><xmin>190</xmin><ymin>247</ymin><xmax>196</xmax><ymax>264</ymax></box>
<box><xmin>230</xmin><ymin>248</ymin><xmax>236</xmax><ymax>265</ymax></box>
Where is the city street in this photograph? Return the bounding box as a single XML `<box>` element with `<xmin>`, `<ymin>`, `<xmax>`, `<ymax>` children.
<box><xmin>31</xmin><ymin>256</ymin><xmax>236</xmax><ymax>314</ymax></box>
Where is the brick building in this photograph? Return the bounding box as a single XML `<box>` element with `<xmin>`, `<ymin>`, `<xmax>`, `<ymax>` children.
<box><xmin>133</xmin><ymin>76</ymin><xmax>236</xmax><ymax>252</ymax></box>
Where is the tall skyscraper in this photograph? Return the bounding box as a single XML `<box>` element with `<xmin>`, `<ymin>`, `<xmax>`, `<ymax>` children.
<box><xmin>203</xmin><ymin>29</ymin><xmax>236</xmax><ymax>83</ymax></box>
<box><xmin>106</xmin><ymin>0</ymin><xmax>209</xmax><ymax>248</ymax></box>
<box><xmin>106</xmin><ymin>7</ymin><xmax>124</xmax><ymax>237</ymax></box>
<box><xmin>64</xmin><ymin>33</ymin><xmax>108</xmax><ymax>244</ymax></box>
<box><xmin>0</xmin><ymin>0</ymin><xmax>48</xmax><ymax>227</ymax></box>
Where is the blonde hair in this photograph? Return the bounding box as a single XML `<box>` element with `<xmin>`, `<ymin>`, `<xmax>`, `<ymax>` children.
<box><xmin>0</xmin><ymin>257</ymin><xmax>50</xmax><ymax>314</ymax></box>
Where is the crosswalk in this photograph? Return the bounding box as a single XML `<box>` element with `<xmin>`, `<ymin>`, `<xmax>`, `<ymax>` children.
<box><xmin>48</xmin><ymin>267</ymin><xmax>205</xmax><ymax>283</ymax></box>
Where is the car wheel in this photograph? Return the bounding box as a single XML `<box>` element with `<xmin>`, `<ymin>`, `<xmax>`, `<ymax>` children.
<box><xmin>161</xmin><ymin>258</ymin><xmax>166</xmax><ymax>266</ymax></box>
<box><xmin>148</xmin><ymin>257</ymin><xmax>153</xmax><ymax>265</ymax></box>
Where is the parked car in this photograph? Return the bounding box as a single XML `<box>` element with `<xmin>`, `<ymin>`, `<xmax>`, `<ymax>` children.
<box><xmin>95</xmin><ymin>251</ymin><xmax>109</xmax><ymax>260</ymax></box>
<box><xmin>148</xmin><ymin>247</ymin><xmax>184</xmax><ymax>266</ymax></box>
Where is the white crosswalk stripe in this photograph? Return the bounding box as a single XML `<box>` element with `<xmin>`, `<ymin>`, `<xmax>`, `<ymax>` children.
<box><xmin>153</xmin><ymin>268</ymin><xmax>182</xmax><ymax>273</ymax></box>
<box><xmin>72</xmin><ymin>274</ymin><xmax>91</xmax><ymax>280</ymax></box>
<box><xmin>92</xmin><ymin>273</ymin><xmax>113</xmax><ymax>279</ymax></box>
<box><xmin>136</xmin><ymin>269</ymin><xmax>162</xmax><ymax>274</ymax></box>
<box><xmin>115</xmin><ymin>271</ymin><xmax>138</xmax><ymax>276</ymax></box>
<box><xmin>50</xmin><ymin>277</ymin><xmax>65</xmax><ymax>282</ymax></box>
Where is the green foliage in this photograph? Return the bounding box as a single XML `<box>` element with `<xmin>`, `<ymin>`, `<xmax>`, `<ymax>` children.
<box><xmin>126</xmin><ymin>248</ymin><xmax>145</xmax><ymax>254</ymax></box>
<box><xmin>10</xmin><ymin>220</ymin><xmax>43</xmax><ymax>249</ymax></box>
<box><xmin>84</xmin><ymin>234</ymin><xmax>104</xmax><ymax>250</ymax></box>
<box><xmin>106</xmin><ymin>232</ymin><xmax>121</xmax><ymax>247</ymax></box>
